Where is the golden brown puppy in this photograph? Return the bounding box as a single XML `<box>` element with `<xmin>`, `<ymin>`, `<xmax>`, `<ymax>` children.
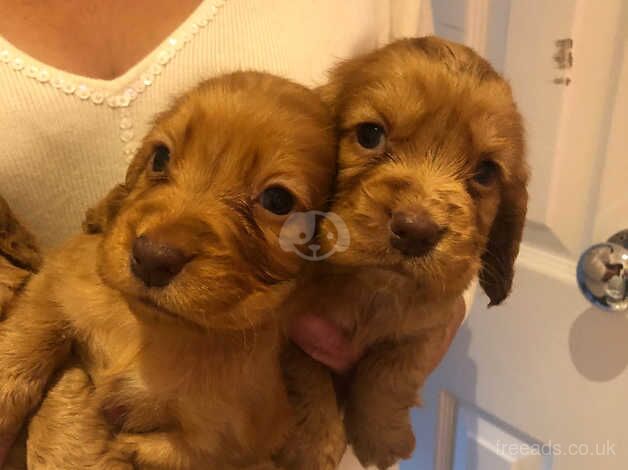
<box><xmin>0</xmin><ymin>71</ymin><xmax>336</xmax><ymax>469</ymax></box>
<box><xmin>282</xmin><ymin>36</ymin><xmax>528</xmax><ymax>469</ymax></box>
<box><xmin>0</xmin><ymin>196</ymin><xmax>41</xmax><ymax>470</ymax></box>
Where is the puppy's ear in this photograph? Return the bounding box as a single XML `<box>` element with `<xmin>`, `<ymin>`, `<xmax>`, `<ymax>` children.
<box><xmin>82</xmin><ymin>183</ymin><xmax>130</xmax><ymax>234</ymax></box>
<box><xmin>316</xmin><ymin>81</ymin><xmax>342</xmax><ymax>119</ymax></box>
<box><xmin>0</xmin><ymin>195</ymin><xmax>41</xmax><ymax>272</ymax></box>
<box><xmin>479</xmin><ymin>169</ymin><xmax>528</xmax><ymax>306</ymax></box>
<box><xmin>316</xmin><ymin>51</ymin><xmax>368</xmax><ymax>118</ymax></box>
<box><xmin>82</xmin><ymin>148</ymin><xmax>151</xmax><ymax>234</ymax></box>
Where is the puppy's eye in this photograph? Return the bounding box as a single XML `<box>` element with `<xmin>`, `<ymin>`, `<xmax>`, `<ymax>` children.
<box><xmin>356</xmin><ymin>122</ymin><xmax>385</xmax><ymax>149</ymax></box>
<box><xmin>151</xmin><ymin>145</ymin><xmax>170</xmax><ymax>173</ymax></box>
<box><xmin>260</xmin><ymin>186</ymin><xmax>295</xmax><ymax>215</ymax></box>
<box><xmin>473</xmin><ymin>160</ymin><xmax>499</xmax><ymax>186</ymax></box>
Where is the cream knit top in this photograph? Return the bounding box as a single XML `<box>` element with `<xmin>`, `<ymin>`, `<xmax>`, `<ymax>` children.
<box><xmin>0</xmin><ymin>0</ymin><xmax>433</xmax><ymax>248</ymax></box>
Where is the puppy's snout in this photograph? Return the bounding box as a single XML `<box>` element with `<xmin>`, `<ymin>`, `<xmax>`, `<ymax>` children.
<box><xmin>390</xmin><ymin>210</ymin><xmax>444</xmax><ymax>258</ymax></box>
<box><xmin>131</xmin><ymin>235</ymin><xmax>190</xmax><ymax>288</ymax></box>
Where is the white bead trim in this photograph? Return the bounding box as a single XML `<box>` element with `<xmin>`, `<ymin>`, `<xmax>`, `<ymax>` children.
<box><xmin>0</xmin><ymin>0</ymin><xmax>226</xmax><ymax>109</ymax></box>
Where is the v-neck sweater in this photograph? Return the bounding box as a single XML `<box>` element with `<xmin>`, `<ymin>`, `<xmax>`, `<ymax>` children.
<box><xmin>0</xmin><ymin>0</ymin><xmax>433</xmax><ymax>248</ymax></box>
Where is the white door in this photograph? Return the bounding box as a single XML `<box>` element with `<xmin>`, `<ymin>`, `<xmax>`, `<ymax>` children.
<box><xmin>407</xmin><ymin>1</ymin><xmax>628</xmax><ymax>469</ymax></box>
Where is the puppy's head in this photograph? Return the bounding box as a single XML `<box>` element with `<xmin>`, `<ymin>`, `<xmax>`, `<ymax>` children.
<box><xmin>319</xmin><ymin>37</ymin><xmax>528</xmax><ymax>305</ymax></box>
<box><xmin>89</xmin><ymin>72</ymin><xmax>335</xmax><ymax>330</ymax></box>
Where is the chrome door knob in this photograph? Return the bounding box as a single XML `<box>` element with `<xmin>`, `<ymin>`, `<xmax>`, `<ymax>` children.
<box><xmin>577</xmin><ymin>230</ymin><xmax>628</xmax><ymax>312</ymax></box>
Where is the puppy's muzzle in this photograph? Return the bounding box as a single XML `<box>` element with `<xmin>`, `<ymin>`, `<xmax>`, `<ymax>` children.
<box><xmin>131</xmin><ymin>235</ymin><xmax>191</xmax><ymax>288</ymax></box>
<box><xmin>389</xmin><ymin>210</ymin><xmax>445</xmax><ymax>258</ymax></box>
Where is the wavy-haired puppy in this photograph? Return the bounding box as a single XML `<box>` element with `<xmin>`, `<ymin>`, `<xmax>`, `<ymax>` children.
<box><xmin>0</xmin><ymin>71</ymin><xmax>335</xmax><ymax>469</ymax></box>
<box><xmin>283</xmin><ymin>36</ymin><xmax>528</xmax><ymax>469</ymax></box>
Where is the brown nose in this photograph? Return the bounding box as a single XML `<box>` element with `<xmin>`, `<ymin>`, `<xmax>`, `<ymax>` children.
<box><xmin>131</xmin><ymin>235</ymin><xmax>190</xmax><ymax>287</ymax></box>
<box><xmin>390</xmin><ymin>210</ymin><xmax>444</xmax><ymax>257</ymax></box>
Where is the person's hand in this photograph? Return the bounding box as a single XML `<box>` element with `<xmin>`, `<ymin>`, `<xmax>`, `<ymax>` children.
<box><xmin>288</xmin><ymin>296</ymin><xmax>466</xmax><ymax>374</ymax></box>
<box><xmin>288</xmin><ymin>313</ymin><xmax>361</xmax><ymax>374</ymax></box>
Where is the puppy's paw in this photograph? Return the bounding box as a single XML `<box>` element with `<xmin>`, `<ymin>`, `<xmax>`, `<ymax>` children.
<box><xmin>107</xmin><ymin>434</ymin><xmax>140</xmax><ymax>466</ymax></box>
<box><xmin>276</xmin><ymin>417</ymin><xmax>346</xmax><ymax>470</ymax></box>
<box><xmin>345</xmin><ymin>407</ymin><xmax>415</xmax><ymax>470</ymax></box>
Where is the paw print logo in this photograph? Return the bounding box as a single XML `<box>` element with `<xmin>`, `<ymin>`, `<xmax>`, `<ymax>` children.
<box><xmin>279</xmin><ymin>211</ymin><xmax>350</xmax><ymax>261</ymax></box>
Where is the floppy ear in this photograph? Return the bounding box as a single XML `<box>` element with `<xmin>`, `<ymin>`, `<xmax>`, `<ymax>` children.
<box><xmin>315</xmin><ymin>49</ymin><xmax>369</xmax><ymax>119</ymax></box>
<box><xmin>82</xmin><ymin>147</ymin><xmax>151</xmax><ymax>234</ymax></box>
<box><xmin>0</xmin><ymin>195</ymin><xmax>42</xmax><ymax>272</ymax></box>
<box><xmin>315</xmin><ymin>82</ymin><xmax>341</xmax><ymax>120</ymax></box>
<box><xmin>82</xmin><ymin>183</ymin><xmax>130</xmax><ymax>234</ymax></box>
<box><xmin>479</xmin><ymin>175</ymin><xmax>528</xmax><ymax>306</ymax></box>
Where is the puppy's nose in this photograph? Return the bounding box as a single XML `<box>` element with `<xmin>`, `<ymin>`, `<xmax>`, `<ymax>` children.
<box><xmin>131</xmin><ymin>235</ymin><xmax>190</xmax><ymax>287</ymax></box>
<box><xmin>390</xmin><ymin>210</ymin><xmax>444</xmax><ymax>257</ymax></box>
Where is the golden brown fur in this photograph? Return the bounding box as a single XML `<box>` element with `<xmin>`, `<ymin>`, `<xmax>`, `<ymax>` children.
<box><xmin>0</xmin><ymin>196</ymin><xmax>40</xmax><ymax>470</ymax></box>
<box><xmin>282</xmin><ymin>36</ymin><xmax>528</xmax><ymax>469</ymax></box>
<box><xmin>0</xmin><ymin>196</ymin><xmax>41</xmax><ymax>318</ymax></box>
<box><xmin>0</xmin><ymin>71</ymin><xmax>336</xmax><ymax>469</ymax></box>
<box><xmin>0</xmin><ymin>196</ymin><xmax>41</xmax><ymax>275</ymax></box>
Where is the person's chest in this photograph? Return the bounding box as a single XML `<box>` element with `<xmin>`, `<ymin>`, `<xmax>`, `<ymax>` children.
<box><xmin>0</xmin><ymin>0</ymin><xmax>391</xmax><ymax>248</ymax></box>
<box><xmin>0</xmin><ymin>0</ymin><xmax>203</xmax><ymax>80</ymax></box>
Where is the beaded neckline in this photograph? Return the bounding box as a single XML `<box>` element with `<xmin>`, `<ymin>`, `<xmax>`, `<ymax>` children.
<box><xmin>0</xmin><ymin>0</ymin><xmax>226</xmax><ymax>109</ymax></box>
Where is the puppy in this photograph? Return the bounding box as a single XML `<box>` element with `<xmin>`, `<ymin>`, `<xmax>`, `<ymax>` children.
<box><xmin>0</xmin><ymin>196</ymin><xmax>41</xmax><ymax>470</ymax></box>
<box><xmin>282</xmin><ymin>36</ymin><xmax>528</xmax><ymax>469</ymax></box>
<box><xmin>0</xmin><ymin>71</ymin><xmax>336</xmax><ymax>469</ymax></box>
